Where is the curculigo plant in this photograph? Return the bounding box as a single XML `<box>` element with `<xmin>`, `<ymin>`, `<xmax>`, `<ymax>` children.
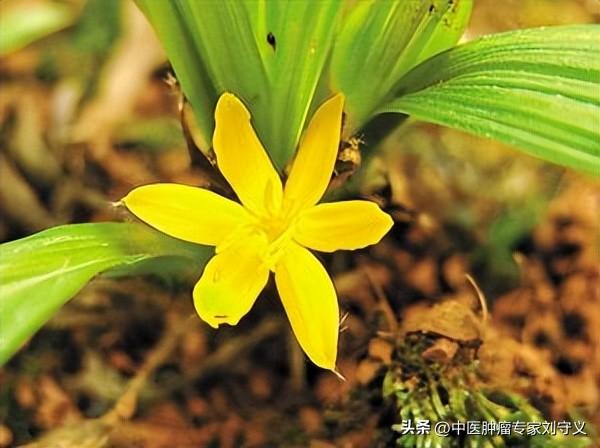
<box><xmin>0</xmin><ymin>0</ymin><xmax>599</xmax><ymax>367</ymax></box>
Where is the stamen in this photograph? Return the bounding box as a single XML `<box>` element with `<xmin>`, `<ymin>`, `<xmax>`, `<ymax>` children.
<box><xmin>262</xmin><ymin>224</ymin><xmax>295</xmax><ymax>270</ymax></box>
<box><xmin>263</xmin><ymin>178</ymin><xmax>281</xmax><ymax>218</ymax></box>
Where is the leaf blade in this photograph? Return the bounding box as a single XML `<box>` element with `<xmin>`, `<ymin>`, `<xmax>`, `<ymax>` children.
<box><xmin>0</xmin><ymin>2</ymin><xmax>75</xmax><ymax>55</ymax></box>
<box><xmin>330</xmin><ymin>0</ymin><xmax>473</xmax><ymax>132</ymax></box>
<box><xmin>135</xmin><ymin>0</ymin><xmax>217</xmax><ymax>148</ymax></box>
<box><xmin>380</xmin><ymin>25</ymin><xmax>600</xmax><ymax>175</ymax></box>
<box><xmin>137</xmin><ymin>0</ymin><xmax>342</xmax><ymax>169</ymax></box>
<box><xmin>0</xmin><ymin>223</ymin><xmax>209</xmax><ymax>365</ymax></box>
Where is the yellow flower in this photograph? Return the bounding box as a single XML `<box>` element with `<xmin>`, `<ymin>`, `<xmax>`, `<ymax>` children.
<box><xmin>122</xmin><ymin>93</ymin><xmax>393</xmax><ymax>370</ymax></box>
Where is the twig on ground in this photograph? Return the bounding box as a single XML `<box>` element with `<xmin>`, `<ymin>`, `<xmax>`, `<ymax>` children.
<box><xmin>102</xmin><ymin>312</ymin><xmax>195</xmax><ymax>424</ymax></box>
<box><xmin>465</xmin><ymin>273</ymin><xmax>489</xmax><ymax>324</ymax></box>
<box><xmin>288</xmin><ymin>327</ymin><xmax>306</xmax><ymax>391</ymax></box>
<box><xmin>158</xmin><ymin>318</ymin><xmax>283</xmax><ymax>398</ymax></box>
<box><xmin>363</xmin><ymin>265</ymin><xmax>398</xmax><ymax>333</ymax></box>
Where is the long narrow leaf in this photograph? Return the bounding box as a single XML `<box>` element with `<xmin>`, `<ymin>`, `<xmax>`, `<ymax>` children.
<box><xmin>0</xmin><ymin>2</ymin><xmax>75</xmax><ymax>55</ymax></box>
<box><xmin>380</xmin><ymin>25</ymin><xmax>600</xmax><ymax>175</ymax></box>
<box><xmin>137</xmin><ymin>0</ymin><xmax>341</xmax><ymax>169</ymax></box>
<box><xmin>0</xmin><ymin>223</ymin><xmax>209</xmax><ymax>365</ymax></box>
<box><xmin>330</xmin><ymin>0</ymin><xmax>472</xmax><ymax>133</ymax></box>
<box><xmin>135</xmin><ymin>0</ymin><xmax>217</xmax><ymax>148</ymax></box>
<box><xmin>259</xmin><ymin>1</ymin><xmax>342</xmax><ymax>169</ymax></box>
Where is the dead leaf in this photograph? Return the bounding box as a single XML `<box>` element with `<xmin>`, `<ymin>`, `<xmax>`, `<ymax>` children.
<box><xmin>0</xmin><ymin>425</ymin><xmax>13</xmax><ymax>448</ymax></box>
<box><xmin>421</xmin><ymin>337</ymin><xmax>460</xmax><ymax>364</ymax></box>
<box><xmin>356</xmin><ymin>359</ymin><xmax>381</xmax><ymax>385</ymax></box>
<box><xmin>401</xmin><ymin>300</ymin><xmax>482</xmax><ymax>342</ymax></box>
<box><xmin>367</xmin><ymin>338</ymin><xmax>393</xmax><ymax>364</ymax></box>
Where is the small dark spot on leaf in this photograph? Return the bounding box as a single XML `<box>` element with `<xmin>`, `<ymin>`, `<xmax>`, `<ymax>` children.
<box><xmin>267</xmin><ymin>32</ymin><xmax>276</xmax><ymax>50</ymax></box>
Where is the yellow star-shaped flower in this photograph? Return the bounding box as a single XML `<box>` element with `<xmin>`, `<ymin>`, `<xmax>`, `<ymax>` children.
<box><xmin>123</xmin><ymin>93</ymin><xmax>393</xmax><ymax>370</ymax></box>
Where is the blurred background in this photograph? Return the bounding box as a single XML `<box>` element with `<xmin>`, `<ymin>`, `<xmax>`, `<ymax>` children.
<box><xmin>0</xmin><ymin>1</ymin><xmax>599</xmax><ymax>447</ymax></box>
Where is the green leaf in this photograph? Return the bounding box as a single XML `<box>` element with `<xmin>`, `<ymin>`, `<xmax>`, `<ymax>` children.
<box><xmin>380</xmin><ymin>25</ymin><xmax>600</xmax><ymax>175</ymax></box>
<box><xmin>72</xmin><ymin>0</ymin><xmax>121</xmax><ymax>57</ymax></box>
<box><xmin>0</xmin><ymin>223</ymin><xmax>210</xmax><ymax>365</ymax></box>
<box><xmin>330</xmin><ymin>0</ymin><xmax>472</xmax><ymax>133</ymax></box>
<box><xmin>135</xmin><ymin>1</ymin><xmax>216</xmax><ymax>149</ymax></box>
<box><xmin>115</xmin><ymin>117</ymin><xmax>185</xmax><ymax>152</ymax></box>
<box><xmin>136</xmin><ymin>0</ymin><xmax>342</xmax><ymax>169</ymax></box>
<box><xmin>0</xmin><ymin>1</ymin><xmax>75</xmax><ymax>55</ymax></box>
<box><xmin>257</xmin><ymin>1</ymin><xmax>342</xmax><ymax>169</ymax></box>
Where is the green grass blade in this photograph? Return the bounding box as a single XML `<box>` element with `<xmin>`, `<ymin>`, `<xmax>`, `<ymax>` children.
<box><xmin>135</xmin><ymin>0</ymin><xmax>217</xmax><ymax>148</ymax></box>
<box><xmin>259</xmin><ymin>1</ymin><xmax>342</xmax><ymax>169</ymax></box>
<box><xmin>380</xmin><ymin>25</ymin><xmax>600</xmax><ymax>175</ymax></box>
<box><xmin>331</xmin><ymin>0</ymin><xmax>472</xmax><ymax>133</ymax></box>
<box><xmin>137</xmin><ymin>0</ymin><xmax>341</xmax><ymax>170</ymax></box>
<box><xmin>0</xmin><ymin>223</ymin><xmax>209</xmax><ymax>365</ymax></box>
<box><xmin>0</xmin><ymin>2</ymin><xmax>75</xmax><ymax>55</ymax></box>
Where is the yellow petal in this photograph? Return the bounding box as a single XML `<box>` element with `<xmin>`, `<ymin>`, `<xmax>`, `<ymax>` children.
<box><xmin>294</xmin><ymin>200</ymin><xmax>393</xmax><ymax>252</ymax></box>
<box><xmin>274</xmin><ymin>243</ymin><xmax>339</xmax><ymax>370</ymax></box>
<box><xmin>193</xmin><ymin>234</ymin><xmax>269</xmax><ymax>328</ymax></box>
<box><xmin>213</xmin><ymin>93</ymin><xmax>283</xmax><ymax>215</ymax></box>
<box><xmin>284</xmin><ymin>94</ymin><xmax>344</xmax><ymax>213</ymax></box>
<box><xmin>123</xmin><ymin>183</ymin><xmax>249</xmax><ymax>246</ymax></box>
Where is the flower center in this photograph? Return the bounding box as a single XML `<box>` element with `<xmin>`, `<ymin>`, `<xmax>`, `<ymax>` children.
<box><xmin>260</xmin><ymin>216</ymin><xmax>288</xmax><ymax>242</ymax></box>
<box><xmin>256</xmin><ymin>215</ymin><xmax>296</xmax><ymax>269</ymax></box>
<box><xmin>216</xmin><ymin>202</ymin><xmax>299</xmax><ymax>271</ymax></box>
